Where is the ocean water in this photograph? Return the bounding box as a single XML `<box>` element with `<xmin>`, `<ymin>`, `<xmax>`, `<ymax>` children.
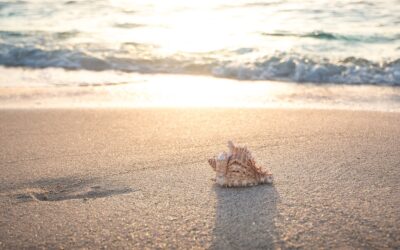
<box><xmin>1</xmin><ymin>0</ymin><xmax>400</xmax><ymax>109</ymax></box>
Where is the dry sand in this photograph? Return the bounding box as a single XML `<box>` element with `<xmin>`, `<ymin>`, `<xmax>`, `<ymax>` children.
<box><xmin>0</xmin><ymin>108</ymin><xmax>399</xmax><ymax>249</ymax></box>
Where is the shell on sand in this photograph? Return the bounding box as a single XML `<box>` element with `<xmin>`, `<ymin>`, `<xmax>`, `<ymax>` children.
<box><xmin>208</xmin><ymin>141</ymin><xmax>273</xmax><ymax>187</ymax></box>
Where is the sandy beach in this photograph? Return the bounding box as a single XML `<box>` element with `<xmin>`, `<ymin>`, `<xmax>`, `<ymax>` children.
<box><xmin>1</xmin><ymin>0</ymin><xmax>400</xmax><ymax>248</ymax></box>
<box><xmin>0</xmin><ymin>108</ymin><xmax>399</xmax><ymax>249</ymax></box>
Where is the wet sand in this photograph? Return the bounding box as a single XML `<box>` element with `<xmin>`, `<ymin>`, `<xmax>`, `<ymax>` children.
<box><xmin>0</xmin><ymin>108</ymin><xmax>399</xmax><ymax>249</ymax></box>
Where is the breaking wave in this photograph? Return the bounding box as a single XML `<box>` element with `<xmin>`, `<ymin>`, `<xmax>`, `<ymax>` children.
<box><xmin>212</xmin><ymin>55</ymin><xmax>400</xmax><ymax>85</ymax></box>
<box><xmin>1</xmin><ymin>43</ymin><xmax>399</xmax><ymax>85</ymax></box>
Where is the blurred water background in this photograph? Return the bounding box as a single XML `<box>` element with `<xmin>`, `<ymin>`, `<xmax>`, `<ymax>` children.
<box><xmin>1</xmin><ymin>0</ymin><xmax>400</xmax><ymax>109</ymax></box>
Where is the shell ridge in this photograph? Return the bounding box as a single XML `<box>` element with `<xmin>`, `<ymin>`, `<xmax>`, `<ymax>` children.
<box><xmin>209</xmin><ymin>141</ymin><xmax>273</xmax><ymax>187</ymax></box>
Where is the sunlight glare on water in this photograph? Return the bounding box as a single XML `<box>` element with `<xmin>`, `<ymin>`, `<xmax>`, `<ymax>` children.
<box><xmin>106</xmin><ymin>0</ymin><xmax>302</xmax><ymax>54</ymax></box>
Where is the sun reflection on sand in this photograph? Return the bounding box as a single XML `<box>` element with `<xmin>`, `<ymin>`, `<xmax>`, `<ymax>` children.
<box><xmin>1</xmin><ymin>68</ymin><xmax>399</xmax><ymax>110</ymax></box>
<box><xmin>126</xmin><ymin>75</ymin><xmax>283</xmax><ymax>107</ymax></box>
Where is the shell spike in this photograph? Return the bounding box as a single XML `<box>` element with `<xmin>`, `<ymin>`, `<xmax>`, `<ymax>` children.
<box><xmin>227</xmin><ymin>141</ymin><xmax>235</xmax><ymax>153</ymax></box>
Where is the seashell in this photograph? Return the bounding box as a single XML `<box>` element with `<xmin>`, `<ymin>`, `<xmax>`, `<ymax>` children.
<box><xmin>208</xmin><ymin>141</ymin><xmax>273</xmax><ymax>187</ymax></box>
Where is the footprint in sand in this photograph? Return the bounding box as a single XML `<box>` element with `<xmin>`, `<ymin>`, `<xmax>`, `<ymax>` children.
<box><xmin>6</xmin><ymin>177</ymin><xmax>135</xmax><ymax>202</ymax></box>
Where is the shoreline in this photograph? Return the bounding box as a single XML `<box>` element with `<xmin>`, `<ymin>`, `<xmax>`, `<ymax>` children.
<box><xmin>1</xmin><ymin>70</ymin><xmax>400</xmax><ymax>111</ymax></box>
<box><xmin>1</xmin><ymin>106</ymin><xmax>400</xmax><ymax>116</ymax></box>
<box><xmin>1</xmin><ymin>108</ymin><xmax>399</xmax><ymax>248</ymax></box>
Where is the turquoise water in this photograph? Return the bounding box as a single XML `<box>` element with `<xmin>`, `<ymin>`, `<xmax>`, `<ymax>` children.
<box><xmin>1</xmin><ymin>0</ymin><xmax>400</xmax><ymax>85</ymax></box>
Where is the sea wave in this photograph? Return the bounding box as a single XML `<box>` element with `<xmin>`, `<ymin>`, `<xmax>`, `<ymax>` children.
<box><xmin>262</xmin><ymin>31</ymin><xmax>400</xmax><ymax>43</ymax></box>
<box><xmin>1</xmin><ymin>43</ymin><xmax>399</xmax><ymax>85</ymax></box>
<box><xmin>213</xmin><ymin>55</ymin><xmax>400</xmax><ymax>85</ymax></box>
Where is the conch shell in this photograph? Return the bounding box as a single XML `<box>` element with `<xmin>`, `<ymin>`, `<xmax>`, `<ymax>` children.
<box><xmin>208</xmin><ymin>141</ymin><xmax>273</xmax><ymax>187</ymax></box>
